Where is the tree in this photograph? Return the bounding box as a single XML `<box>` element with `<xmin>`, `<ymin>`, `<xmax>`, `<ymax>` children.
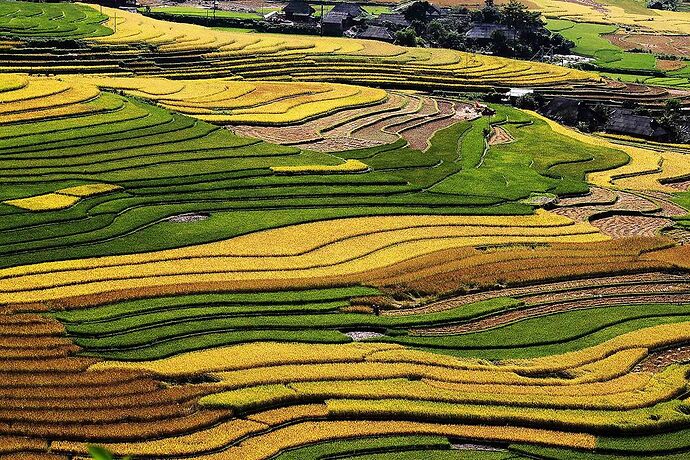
<box><xmin>425</xmin><ymin>20</ymin><xmax>448</xmax><ymax>46</ymax></box>
<box><xmin>659</xmin><ymin>98</ymin><xmax>683</xmax><ymax>139</ymax></box>
<box><xmin>395</xmin><ymin>27</ymin><xmax>418</xmax><ymax>47</ymax></box>
<box><xmin>648</xmin><ymin>0</ymin><xmax>679</xmax><ymax>10</ymax></box>
<box><xmin>489</xmin><ymin>29</ymin><xmax>511</xmax><ymax>55</ymax></box>
<box><xmin>403</xmin><ymin>1</ymin><xmax>433</xmax><ymax>22</ymax></box>
<box><xmin>500</xmin><ymin>0</ymin><xmax>541</xmax><ymax>30</ymax></box>
<box><xmin>88</xmin><ymin>446</ymin><xmax>131</xmax><ymax>460</ymax></box>
<box><xmin>665</xmin><ymin>98</ymin><xmax>682</xmax><ymax>115</ymax></box>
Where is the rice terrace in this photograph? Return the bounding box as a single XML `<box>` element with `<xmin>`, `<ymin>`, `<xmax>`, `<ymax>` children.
<box><xmin>5</xmin><ymin>0</ymin><xmax>690</xmax><ymax>457</ymax></box>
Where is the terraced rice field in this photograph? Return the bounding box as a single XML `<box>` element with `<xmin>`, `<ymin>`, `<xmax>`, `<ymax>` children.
<box><xmin>1</xmin><ymin>1</ymin><xmax>690</xmax><ymax>459</ymax></box>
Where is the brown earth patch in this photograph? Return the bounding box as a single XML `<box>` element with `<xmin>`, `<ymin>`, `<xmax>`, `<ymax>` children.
<box><xmin>590</xmin><ymin>214</ymin><xmax>673</xmax><ymax>238</ymax></box>
<box><xmin>411</xmin><ymin>290</ymin><xmax>690</xmax><ymax>335</ymax></box>
<box><xmin>563</xmin><ymin>0</ymin><xmax>607</xmax><ymax>13</ymax></box>
<box><xmin>488</xmin><ymin>125</ymin><xmax>514</xmax><ymax>145</ymax></box>
<box><xmin>663</xmin><ymin>227</ymin><xmax>690</xmax><ymax>245</ymax></box>
<box><xmin>634</xmin><ymin>344</ymin><xmax>690</xmax><ymax>372</ymax></box>
<box><xmin>658</xmin><ymin>59</ymin><xmax>686</xmax><ymax>72</ymax></box>
<box><xmin>366</xmin><ymin>237</ymin><xmax>677</xmax><ymax>304</ymax></box>
<box><xmin>605</xmin><ymin>33</ymin><xmax>690</xmax><ymax>58</ymax></box>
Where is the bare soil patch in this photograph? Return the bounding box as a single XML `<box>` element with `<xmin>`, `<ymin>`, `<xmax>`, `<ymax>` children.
<box><xmin>605</xmin><ymin>33</ymin><xmax>690</xmax><ymax>58</ymax></box>
<box><xmin>488</xmin><ymin>125</ymin><xmax>514</xmax><ymax>145</ymax></box>
<box><xmin>590</xmin><ymin>214</ymin><xmax>673</xmax><ymax>238</ymax></box>
<box><xmin>164</xmin><ymin>212</ymin><xmax>210</xmax><ymax>223</ymax></box>
<box><xmin>657</xmin><ymin>59</ymin><xmax>686</xmax><ymax>72</ymax></box>
<box><xmin>298</xmin><ymin>137</ymin><xmax>382</xmax><ymax>152</ymax></box>
<box><xmin>634</xmin><ymin>344</ymin><xmax>690</xmax><ymax>372</ymax></box>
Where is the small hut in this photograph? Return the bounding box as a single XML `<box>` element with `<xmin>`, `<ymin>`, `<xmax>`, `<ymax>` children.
<box><xmin>356</xmin><ymin>25</ymin><xmax>395</xmax><ymax>42</ymax></box>
<box><xmin>605</xmin><ymin>109</ymin><xmax>672</xmax><ymax>141</ymax></box>
<box><xmin>282</xmin><ymin>0</ymin><xmax>315</xmax><ymax>21</ymax></box>
<box><xmin>466</xmin><ymin>23</ymin><xmax>518</xmax><ymax>42</ymax></box>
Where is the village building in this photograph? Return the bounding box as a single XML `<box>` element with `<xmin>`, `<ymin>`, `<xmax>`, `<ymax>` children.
<box><xmin>541</xmin><ymin>97</ymin><xmax>598</xmax><ymax>126</ymax></box>
<box><xmin>465</xmin><ymin>23</ymin><xmax>518</xmax><ymax>42</ymax></box>
<box><xmin>322</xmin><ymin>3</ymin><xmax>366</xmax><ymax>36</ymax></box>
<box><xmin>605</xmin><ymin>108</ymin><xmax>672</xmax><ymax>142</ymax></box>
<box><xmin>356</xmin><ymin>25</ymin><xmax>395</xmax><ymax>42</ymax></box>
<box><xmin>282</xmin><ymin>0</ymin><xmax>315</xmax><ymax>21</ymax></box>
<box><xmin>372</xmin><ymin>12</ymin><xmax>411</xmax><ymax>28</ymax></box>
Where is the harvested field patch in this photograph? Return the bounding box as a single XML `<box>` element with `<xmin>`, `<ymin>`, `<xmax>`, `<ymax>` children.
<box><xmin>1</xmin><ymin>6</ymin><xmax>690</xmax><ymax>457</ymax></box>
<box><xmin>590</xmin><ymin>215</ymin><xmax>674</xmax><ymax>238</ymax></box>
<box><xmin>488</xmin><ymin>125</ymin><xmax>515</xmax><ymax>145</ymax></box>
<box><xmin>606</xmin><ymin>33</ymin><xmax>690</xmax><ymax>59</ymax></box>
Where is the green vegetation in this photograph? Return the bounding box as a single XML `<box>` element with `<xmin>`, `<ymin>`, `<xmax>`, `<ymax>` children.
<box><xmin>0</xmin><ymin>97</ymin><xmax>629</xmax><ymax>269</ymax></box>
<box><xmin>384</xmin><ymin>303</ymin><xmax>690</xmax><ymax>359</ymax></box>
<box><xmin>546</xmin><ymin>19</ymin><xmax>690</xmax><ymax>86</ymax></box>
<box><xmin>57</xmin><ymin>287</ymin><xmax>690</xmax><ymax>362</ymax></box>
<box><xmin>546</xmin><ymin>20</ymin><xmax>618</xmax><ymax>57</ymax></box>
<box><xmin>430</xmin><ymin>106</ymin><xmax>628</xmax><ymax>199</ymax></box>
<box><xmin>58</xmin><ymin>296</ymin><xmax>520</xmax><ymax>360</ymax></box>
<box><xmin>0</xmin><ymin>0</ymin><xmax>111</xmax><ymax>39</ymax></box>
<box><xmin>145</xmin><ymin>6</ymin><xmax>263</xmax><ymax>20</ymax></box>
<box><xmin>673</xmin><ymin>193</ymin><xmax>690</xmax><ymax>228</ymax></box>
<box><xmin>273</xmin><ymin>435</ymin><xmax>453</xmax><ymax>460</ymax></box>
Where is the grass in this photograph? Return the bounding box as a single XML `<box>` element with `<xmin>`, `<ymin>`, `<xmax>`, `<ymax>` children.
<box><xmin>59</xmin><ymin>297</ymin><xmax>520</xmax><ymax>360</ymax></box>
<box><xmin>383</xmin><ymin>304</ymin><xmax>690</xmax><ymax>359</ymax></box>
<box><xmin>545</xmin><ymin>18</ymin><xmax>690</xmax><ymax>84</ymax></box>
<box><xmin>0</xmin><ymin>79</ymin><xmax>629</xmax><ymax>270</ymax></box>
<box><xmin>56</xmin><ymin>297</ymin><xmax>690</xmax><ymax>362</ymax></box>
<box><xmin>145</xmin><ymin>7</ymin><xmax>262</xmax><ymax>20</ymax></box>
<box><xmin>545</xmin><ymin>20</ymin><xmax>619</xmax><ymax>57</ymax></box>
<box><xmin>273</xmin><ymin>436</ymin><xmax>454</xmax><ymax>460</ymax></box>
<box><xmin>0</xmin><ymin>0</ymin><xmax>111</xmax><ymax>39</ymax></box>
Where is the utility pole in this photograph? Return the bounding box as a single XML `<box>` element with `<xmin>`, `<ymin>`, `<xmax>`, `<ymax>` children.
<box><xmin>213</xmin><ymin>0</ymin><xmax>217</xmax><ymax>20</ymax></box>
<box><xmin>320</xmin><ymin>3</ymin><xmax>324</xmax><ymax>36</ymax></box>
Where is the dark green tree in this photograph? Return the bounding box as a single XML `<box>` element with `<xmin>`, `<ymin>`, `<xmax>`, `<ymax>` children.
<box><xmin>500</xmin><ymin>0</ymin><xmax>541</xmax><ymax>30</ymax></box>
<box><xmin>395</xmin><ymin>27</ymin><xmax>419</xmax><ymax>46</ymax></box>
